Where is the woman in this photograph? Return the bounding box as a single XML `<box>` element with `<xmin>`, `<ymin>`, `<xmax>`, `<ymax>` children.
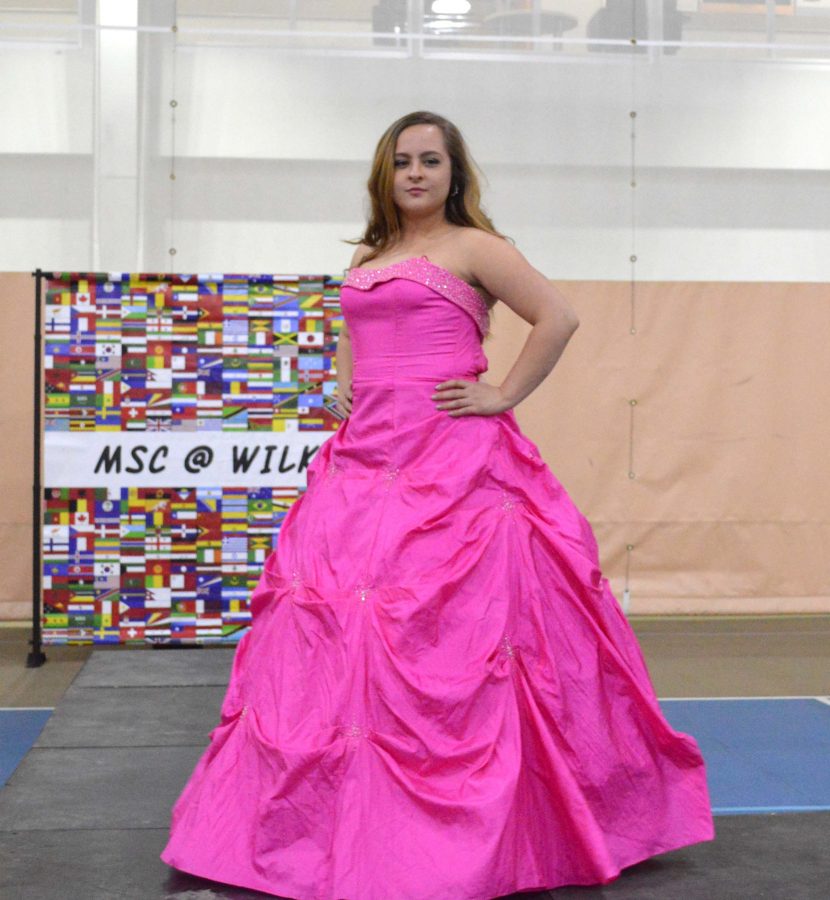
<box><xmin>161</xmin><ymin>111</ymin><xmax>714</xmax><ymax>899</ymax></box>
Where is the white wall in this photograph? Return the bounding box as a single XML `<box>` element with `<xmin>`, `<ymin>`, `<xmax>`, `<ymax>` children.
<box><xmin>0</xmin><ymin>10</ymin><xmax>828</xmax><ymax>280</ymax></box>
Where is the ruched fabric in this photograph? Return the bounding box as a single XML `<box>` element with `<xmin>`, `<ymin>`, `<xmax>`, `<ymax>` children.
<box><xmin>160</xmin><ymin>258</ymin><xmax>714</xmax><ymax>899</ymax></box>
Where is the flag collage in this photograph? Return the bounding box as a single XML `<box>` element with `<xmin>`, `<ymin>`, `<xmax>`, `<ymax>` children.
<box><xmin>41</xmin><ymin>272</ymin><xmax>344</xmax><ymax>645</ymax></box>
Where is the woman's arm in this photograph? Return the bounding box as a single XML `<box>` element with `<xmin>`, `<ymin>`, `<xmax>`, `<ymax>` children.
<box><xmin>335</xmin><ymin>323</ymin><xmax>353</xmax><ymax>416</ymax></box>
<box><xmin>334</xmin><ymin>244</ymin><xmax>368</xmax><ymax>417</ymax></box>
<box><xmin>433</xmin><ymin>231</ymin><xmax>580</xmax><ymax>417</ymax></box>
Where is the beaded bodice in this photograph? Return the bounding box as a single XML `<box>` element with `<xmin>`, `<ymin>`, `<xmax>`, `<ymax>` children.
<box><xmin>342</xmin><ymin>256</ymin><xmax>491</xmax><ymax>339</ymax></box>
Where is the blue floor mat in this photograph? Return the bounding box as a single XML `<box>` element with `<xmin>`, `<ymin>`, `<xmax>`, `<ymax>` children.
<box><xmin>660</xmin><ymin>698</ymin><xmax>830</xmax><ymax>814</ymax></box>
<box><xmin>2</xmin><ymin>700</ymin><xmax>829</xmax><ymax>813</ymax></box>
<box><xmin>0</xmin><ymin>709</ymin><xmax>53</xmax><ymax>786</ymax></box>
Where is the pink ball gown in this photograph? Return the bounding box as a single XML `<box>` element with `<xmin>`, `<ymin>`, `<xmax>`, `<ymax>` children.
<box><xmin>160</xmin><ymin>255</ymin><xmax>714</xmax><ymax>899</ymax></box>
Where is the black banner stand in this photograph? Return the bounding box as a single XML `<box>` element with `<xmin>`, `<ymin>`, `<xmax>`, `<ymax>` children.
<box><xmin>27</xmin><ymin>268</ymin><xmax>50</xmax><ymax>668</ymax></box>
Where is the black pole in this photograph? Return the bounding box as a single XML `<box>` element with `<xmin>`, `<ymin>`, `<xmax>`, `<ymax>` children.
<box><xmin>27</xmin><ymin>269</ymin><xmax>49</xmax><ymax>667</ymax></box>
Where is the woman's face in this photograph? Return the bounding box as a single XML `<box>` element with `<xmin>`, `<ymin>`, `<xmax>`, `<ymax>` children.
<box><xmin>391</xmin><ymin>124</ymin><xmax>453</xmax><ymax>216</ymax></box>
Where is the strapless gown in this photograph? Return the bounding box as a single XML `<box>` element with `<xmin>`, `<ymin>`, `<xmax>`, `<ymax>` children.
<box><xmin>160</xmin><ymin>256</ymin><xmax>714</xmax><ymax>899</ymax></box>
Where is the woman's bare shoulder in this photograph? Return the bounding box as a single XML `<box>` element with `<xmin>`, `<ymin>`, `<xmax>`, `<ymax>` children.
<box><xmin>456</xmin><ymin>229</ymin><xmax>509</xmax><ymax>301</ymax></box>
<box><xmin>460</xmin><ymin>227</ymin><xmax>510</xmax><ymax>255</ymax></box>
<box><xmin>347</xmin><ymin>243</ymin><xmax>372</xmax><ymax>270</ymax></box>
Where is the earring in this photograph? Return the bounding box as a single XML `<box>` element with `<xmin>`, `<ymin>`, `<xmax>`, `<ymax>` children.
<box><xmin>451</xmin><ymin>184</ymin><xmax>459</xmax><ymax>196</ymax></box>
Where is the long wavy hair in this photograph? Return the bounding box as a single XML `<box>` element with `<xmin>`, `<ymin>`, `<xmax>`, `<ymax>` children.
<box><xmin>344</xmin><ymin>110</ymin><xmax>512</xmax><ymax>267</ymax></box>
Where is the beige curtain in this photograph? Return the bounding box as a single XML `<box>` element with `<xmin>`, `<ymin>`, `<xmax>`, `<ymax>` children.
<box><xmin>486</xmin><ymin>281</ymin><xmax>830</xmax><ymax>614</ymax></box>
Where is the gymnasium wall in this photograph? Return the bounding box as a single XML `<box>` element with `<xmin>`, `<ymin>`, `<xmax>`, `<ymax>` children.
<box><xmin>2</xmin><ymin>271</ymin><xmax>826</xmax><ymax>621</ymax></box>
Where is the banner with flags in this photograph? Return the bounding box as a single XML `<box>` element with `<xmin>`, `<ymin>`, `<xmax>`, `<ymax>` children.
<box><xmin>41</xmin><ymin>272</ymin><xmax>343</xmax><ymax>645</ymax></box>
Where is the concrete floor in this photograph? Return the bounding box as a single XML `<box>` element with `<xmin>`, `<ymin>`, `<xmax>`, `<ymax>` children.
<box><xmin>1</xmin><ymin>616</ymin><xmax>828</xmax><ymax>900</ymax></box>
